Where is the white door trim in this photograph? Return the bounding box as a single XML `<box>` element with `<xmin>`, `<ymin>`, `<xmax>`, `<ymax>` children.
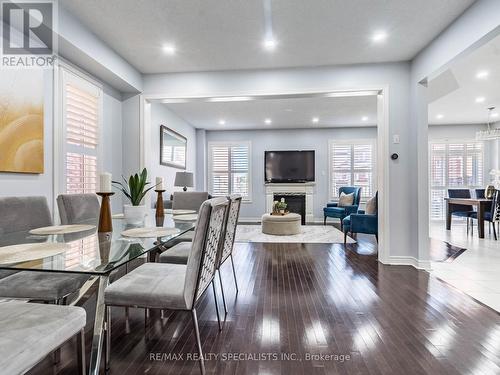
<box><xmin>139</xmin><ymin>87</ymin><xmax>395</xmax><ymax>266</ymax></box>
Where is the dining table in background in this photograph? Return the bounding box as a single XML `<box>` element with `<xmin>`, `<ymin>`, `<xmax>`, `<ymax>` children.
<box><xmin>444</xmin><ymin>197</ymin><xmax>492</xmax><ymax>239</ymax></box>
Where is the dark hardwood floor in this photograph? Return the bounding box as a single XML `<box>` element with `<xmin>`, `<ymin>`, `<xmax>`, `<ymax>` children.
<box><xmin>29</xmin><ymin>234</ymin><xmax>500</xmax><ymax>375</ymax></box>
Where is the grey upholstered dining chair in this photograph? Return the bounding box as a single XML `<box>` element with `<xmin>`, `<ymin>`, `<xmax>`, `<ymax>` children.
<box><xmin>57</xmin><ymin>193</ymin><xmax>100</xmax><ymax>225</ymax></box>
<box><xmin>0</xmin><ymin>196</ymin><xmax>89</xmax><ymax>304</ymax></box>
<box><xmin>104</xmin><ymin>197</ymin><xmax>230</xmax><ymax>374</ymax></box>
<box><xmin>0</xmin><ymin>301</ymin><xmax>86</xmax><ymax>375</ymax></box>
<box><xmin>172</xmin><ymin>191</ymin><xmax>209</xmax><ymax>212</ymax></box>
<box><xmin>159</xmin><ymin>195</ymin><xmax>242</xmax><ymax>315</ymax></box>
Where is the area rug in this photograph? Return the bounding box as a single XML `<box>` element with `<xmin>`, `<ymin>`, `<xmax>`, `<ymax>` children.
<box><xmin>235</xmin><ymin>225</ymin><xmax>356</xmax><ymax>244</ymax></box>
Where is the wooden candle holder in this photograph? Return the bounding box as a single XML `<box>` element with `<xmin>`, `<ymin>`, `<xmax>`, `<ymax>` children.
<box><xmin>155</xmin><ymin>189</ymin><xmax>166</xmax><ymax>218</ymax></box>
<box><xmin>97</xmin><ymin>192</ymin><xmax>114</xmax><ymax>233</ymax></box>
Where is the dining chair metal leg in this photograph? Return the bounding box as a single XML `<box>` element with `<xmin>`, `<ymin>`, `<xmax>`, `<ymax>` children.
<box><xmin>217</xmin><ymin>269</ymin><xmax>228</xmax><ymax>316</ymax></box>
<box><xmin>212</xmin><ymin>281</ymin><xmax>222</xmax><ymax>331</ymax></box>
<box><xmin>191</xmin><ymin>309</ymin><xmax>206</xmax><ymax>375</ymax></box>
<box><xmin>493</xmin><ymin>222</ymin><xmax>498</xmax><ymax>240</ymax></box>
<box><xmin>230</xmin><ymin>254</ymin><xmax>239</xmax><ymax>294</ymax></box>
<box><xmin>105</xmin><ymin>306</ymin><xmax>111</xmax><ymax>370</ymax></box>
<box><xmin>77</xmin><ymin>328</ymin><xmax>86</xmax><ymax>375</ymax></box>
<box><xmin>88</xmin><ymin>275</ymin><xmax>110</xmax><ymax>375</ymax></box>
<box><xmin>53</xmin><ymin>297</ymin><xmax>62</xmax><ymax>364</ymax></box>
<box><xmin>125</xmin><ymin>306</ymin><xmax>130</xmax><ymax>334</ymax></box>
<box><xmin>145</xmin><ymin>308</ymin><xmax>150</xmax><ymax>334</ymax></box>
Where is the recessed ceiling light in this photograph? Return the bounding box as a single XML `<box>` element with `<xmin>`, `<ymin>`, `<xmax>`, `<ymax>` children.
<box><xmin>312</xmin><ymin>117</ymin><xmax>319</xmax><ymax>124</ymax></box>
<box><xmin>476</xmin><ymin>70</ymin><xmax>489</xmax><ymax>79</ymax></box>
<box><xmin>162</xmin><ymin>43</ymin><xmax>176</xmax><ymax>55</ymax></box>
<box><xmin>361</xmin><ymin>116</ymin><xmax>369</xmax><ymax>122</ymax></box>
<box><xmin>208</xmin><ymin>96</ymin><xmax>253</xmax><ymax>102</ymax></box>
<box><xmin>372</xmin><ymin>31</ymin><xmax>388</xmax><ymax>43</ymax></box>
<box><xmin>436</xmin><ymin>114</ymin><xmax>444</xmax><ymax>119</ymax></box>
<box><xmin>492</xmin><ymin>113</ymin><xmax>499</xmax><ymax>118</ymax></box>
<box><xmin>218</xmin><ymin>119</ymin><xmax>226</xmax><ymax>125</ymax></box>
<box><xmin>325</xmin><ymin>90</ymin><xmax>379</xmax><ymax>98</ymax></box>
<box><xmin>263</xmin><ymin>38</ymin><xmax>277</xmax><ymax>51</ymax></box>
<box><xmin>475</xmin><ymin>96</ymin><xmax>486</xmax><ymax>103</ymax></box>
<box><xmin>264</xmin><ymin>118</ymin><xmax>272</xmax><ymax>125</ymax></box>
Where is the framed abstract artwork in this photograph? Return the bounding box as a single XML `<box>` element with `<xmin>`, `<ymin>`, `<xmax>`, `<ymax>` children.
<box><xmin>0</xmin><ymin>69</ymin><xmax>44</xmax><ymax>173</ymax></box>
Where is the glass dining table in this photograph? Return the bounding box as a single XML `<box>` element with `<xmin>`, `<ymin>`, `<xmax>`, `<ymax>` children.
<box><xmin>0</xmin><ymin>210</ymin><xmax>196</xmax><ymax>375</ymax></box>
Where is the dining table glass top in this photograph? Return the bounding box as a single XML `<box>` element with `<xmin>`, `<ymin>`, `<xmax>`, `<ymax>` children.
<box><xmin>0</xmin><ymin>210</ymin><xmax>196</xmax><ymax>275</ymax></box>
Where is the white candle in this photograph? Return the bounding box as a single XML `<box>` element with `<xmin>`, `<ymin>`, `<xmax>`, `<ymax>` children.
<box><xmin>156</xmin><ymin>177</ymin><xmax>164</xmax><ymax>190</ymax></box>
<box><xmin>100</xmin><ymin>172</ymin><xmax>112</xmax><ymax>193</ymax></box>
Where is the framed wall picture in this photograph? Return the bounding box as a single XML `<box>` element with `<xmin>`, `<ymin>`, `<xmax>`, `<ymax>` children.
<box><xmin>0</xmin><ymin>69</ymin><xmax>44</xmax><ymax>173</ymax></box>
<box><xmin>160</xmin><ymin>125</ymin><xmax>187</xmax><ymax>169</ymax></box>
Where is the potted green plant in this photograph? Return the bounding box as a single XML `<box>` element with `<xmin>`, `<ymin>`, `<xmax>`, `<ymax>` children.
<box><xmin>277</xmin><ymin>197</ymin><xmax>287</xmax><ymax>214</ymax></box>
<box><xmin>112</xmin><ymin>168</ymin><xmax>157</xmax><ymax>225</ymax></box>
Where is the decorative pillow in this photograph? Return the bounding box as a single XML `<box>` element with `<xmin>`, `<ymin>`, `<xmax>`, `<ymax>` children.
<box><xmin>365</xmin><ymin>194</ymin><xmax>377</xmax><ymax>215</ymax></box>
<box><xmin>338</xmin><ymin>192</ymin><xmax>354</xmax><ymax>207</ymax></box>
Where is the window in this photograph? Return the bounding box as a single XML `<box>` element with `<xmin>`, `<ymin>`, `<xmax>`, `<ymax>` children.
<box><xmin>429</xmin><ymin>141</ymin><xmax>483</xmax><ymax>220</ymax></box>
<box><xmin>208</xmin><ymin>142</ymin><xmax>251</xmax><ymax>201</ymax></box>
<box><xmin>329</xmin><ymin>140</ymin><xmax>376</xmax><ymax>200</ymax></box>
<box><xmin>60</xmin><ymin>68</ymin><xmax>102</xmax><ymax>194</ymax></box>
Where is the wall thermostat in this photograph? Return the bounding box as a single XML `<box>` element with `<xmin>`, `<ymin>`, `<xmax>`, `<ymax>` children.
<box><xmin>391</xmin><ymin>153</ymin><xmax>399</xmax><ymax>160</ymax></box>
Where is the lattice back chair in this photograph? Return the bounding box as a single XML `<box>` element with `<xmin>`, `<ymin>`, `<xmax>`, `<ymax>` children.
<box><xmin>213</xmin><ymin>194</ymin><xmax>242</xmax><ymax>316</ymax></box>
<box><xmin>220</xmin><ymin>194</ymin><xmax>242</xmax><ymax>266</ymax></box>
<box><xmin>103</xmin><ymin>197</ymin><xmax>229</xmax><ymax>375</ymax></box>
<box><xmin>192</xmin><ymin>198</ymin><xmax>229</xmax><ymax>303</ymax></box>
<box><xmin>490</xmin><ymin>190</ymin><xmax>500</xmax><ymax>240</ymax></box>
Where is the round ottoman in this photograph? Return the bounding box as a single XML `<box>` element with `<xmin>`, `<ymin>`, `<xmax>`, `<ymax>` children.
<box><xmin>261</xmin><ymin>213</ymin><xmax>302</xmax><ymax>235</ymax></box>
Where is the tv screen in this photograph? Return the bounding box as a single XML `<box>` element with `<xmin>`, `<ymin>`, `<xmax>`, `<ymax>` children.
<box><xmin>265</xmin><ymin>150</ymin><xmax>315</xmax><ymax>183</ymax></box>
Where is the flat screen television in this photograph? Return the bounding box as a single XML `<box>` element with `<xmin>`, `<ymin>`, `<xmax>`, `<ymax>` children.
<box><xmin>265</xmin><ymin>150</ymin><xmax>315</xmax><ymax>183</ymax></box>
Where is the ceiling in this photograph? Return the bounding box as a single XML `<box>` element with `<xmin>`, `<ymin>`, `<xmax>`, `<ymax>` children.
<box><xmin>162</xmin><ymin>95</ymin><xmax>378</xmax><ymax>130</ymax></box>
<box><xmin>428</xmin><ymin>33</ymin><xmax>500</xmax><ymax>125</ymax></box>
<box><xmin>60</xmin><ymin>0</ymin><xmax>474</xmax><ymax>74</ymax></box>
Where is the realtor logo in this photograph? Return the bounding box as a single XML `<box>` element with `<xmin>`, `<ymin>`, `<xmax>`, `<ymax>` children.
<box><xmin>2</xmin><ymin>1</ymin><xmax>53</xmax><ymax>55</ymax></box>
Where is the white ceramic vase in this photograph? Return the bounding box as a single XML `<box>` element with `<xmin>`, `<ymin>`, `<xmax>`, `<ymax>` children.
<box><xmin>123</xmin><ymin>204</ymin><xmax>147</xmax><ymax>225</ymax></box>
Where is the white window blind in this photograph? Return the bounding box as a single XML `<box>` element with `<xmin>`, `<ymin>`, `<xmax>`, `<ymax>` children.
<box><xmin>61</xmin><ymin>69</ymin><xmax>102</xmax><ymax>194</ymax></box>
<box><xmin>208</xmin><ymin>142</ymin><xmax>251</xmax><ymax>200</ymax></box>
<box><xmin>329</xmin><ymin>141</ymin><xmax>376</xmax><ymax>200</ymax></box>
<box><xmin>429</xmin><ymin>141</ymin><xmax>484</xmax><ymax>220</ymax></box>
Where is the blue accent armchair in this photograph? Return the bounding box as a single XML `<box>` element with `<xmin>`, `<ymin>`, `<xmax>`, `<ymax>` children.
<box><xmin>342</xmin><ymin>192</ymin><xmax>378</xmax><ymax>243</ymax></box>
<box><xmin>323</xmin><ymin>187</ymin><xmax>362</xmax><ymax>229</ymax></box>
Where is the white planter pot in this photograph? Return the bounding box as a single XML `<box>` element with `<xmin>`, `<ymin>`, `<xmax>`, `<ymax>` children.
<box><xmin>123</xmin><ymin>204</ymin><xmax>147</xmax><ymax>225</ymax></box>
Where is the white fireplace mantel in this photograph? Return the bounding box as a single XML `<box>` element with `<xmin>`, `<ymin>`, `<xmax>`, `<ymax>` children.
<box><xmin>265</xmin><ymin>183</ymin><xmax>315</xmax><ymax>223</ymax></box>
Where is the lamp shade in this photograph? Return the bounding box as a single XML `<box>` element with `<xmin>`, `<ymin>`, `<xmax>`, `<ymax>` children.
<box><xmin>174</xmin><ymin>172</ymin><xmax>194</xmax><ymax>188</ymax></box>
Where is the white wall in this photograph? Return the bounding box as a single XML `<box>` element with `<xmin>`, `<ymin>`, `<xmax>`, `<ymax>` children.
<box><xmin>205</xmin><ymin>127</ymin><xmax>377</xmax><ymax>220</ymax></box>
<box><xmin>122</xmin><ymin>94</ymin><xmax>141</xmax><ymax>177</ymax></box>
<box><xmin>196</xmin><ymin>129</ymin><xmax>207</xmax><ymax>191</ymax></box>
<box><xmin>149</xmin><ymin>104</ymin><xmax>197</xmax><ymax>196</ymax></box>
<box><xmin>102</xmin><ymin>86</ymin><xmax>124</xmax><ymax>210</ymax></box>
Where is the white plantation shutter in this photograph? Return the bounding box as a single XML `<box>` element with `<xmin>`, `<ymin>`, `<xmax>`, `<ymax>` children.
<box><xmin>429</xmin><ymin>141</ymin><xmax>483</xmax><ymax>220</ymax></box>
<box><xmin>329</xmin><ymin>141</ymin><xmax>376</xmax><ymax>200</ymax></box>
<box><xmin>209</xmin><ymin>142</ymin><xmax>251</xmax><ymax>200</ymax></box>
<box><xmin>62</xmin><ymin>68</ymin><xmax>102</xmax><ymax>194</ymax></box>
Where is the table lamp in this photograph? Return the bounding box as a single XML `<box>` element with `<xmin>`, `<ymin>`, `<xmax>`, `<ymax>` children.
<box><xmin>174</xmin><ymin>172</ymin><xmax>194</xmax><ymax>192</ymax></box>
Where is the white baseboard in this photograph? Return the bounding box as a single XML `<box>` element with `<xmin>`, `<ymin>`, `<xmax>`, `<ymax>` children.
<box><xmin>384</xmin><ymin>256</ymin><xmax>431</xmax><ymax>270</ymax></box>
